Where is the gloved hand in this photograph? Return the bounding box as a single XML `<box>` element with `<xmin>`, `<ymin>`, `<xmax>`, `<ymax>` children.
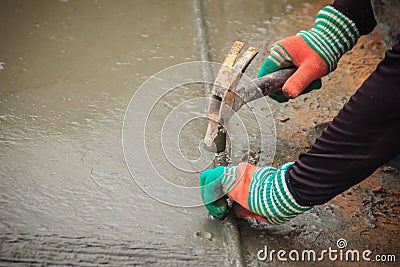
<box><xmin>200</xmin><ymin>162</ymin><xmax>312</xmax><ymax>224</ymax></box>
<box><xmin>200</xmin><ymin>166</ymin><xmax>228</xmax><ymax>219</ymax></box>
<box><xmin>258</xmin><ymin>6</ymin><xmax>360</xmax><ymax>102</ymax></box>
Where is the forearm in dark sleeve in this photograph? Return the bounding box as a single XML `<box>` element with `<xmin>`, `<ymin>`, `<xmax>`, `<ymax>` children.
<box><xmin>333</xmin><ymin>0</ymin><xmax>377</xmax><ymax>35</ymax></box>
<box><xmin>286</xmin><ymin>37</ymin><xmax>400</xmax><ymax>206</ymax></box>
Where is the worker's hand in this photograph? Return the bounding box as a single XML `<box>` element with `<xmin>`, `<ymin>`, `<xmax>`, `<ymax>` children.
<box><xmin>200</xmin><ymin>162</ymin><xmax>312</xmax><ymax>224</ymax></box>
<box><xmin>258</xmin><ymin>6</ymin><xmax>360</xmax><ymax>102</ymax></box>
<box><xmin>200</xmin><ymin>166</ymin><xmax>228</xmax><ymax>219</ymax></box>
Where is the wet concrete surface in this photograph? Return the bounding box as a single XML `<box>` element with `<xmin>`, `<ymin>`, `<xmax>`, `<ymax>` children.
<box><xmin>0</xmin><ymin>0</ymin><xmax>226</xmax><ymax>265</ymax></box>
<box><xmin>1</xmin><ymin>0</ymin><xmax>399</xmax><ymax>266</ymax></box>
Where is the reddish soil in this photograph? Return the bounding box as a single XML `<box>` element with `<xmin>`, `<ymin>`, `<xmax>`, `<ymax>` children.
<box><xmin>239</xmin><ymin>1</ymin><xmax>399</xmax><ymax>265</ymax></box>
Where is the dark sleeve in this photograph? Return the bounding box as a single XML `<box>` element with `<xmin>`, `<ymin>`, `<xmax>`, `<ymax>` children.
<box><xmin>333</xmin><ymin>0</ymin><xmax>377</xmax><ymax>35</ymax></box>
<box><xmin>286</xmin><ymin>36</ymin><xmax>400</xmax><ymax>206</ymax></box>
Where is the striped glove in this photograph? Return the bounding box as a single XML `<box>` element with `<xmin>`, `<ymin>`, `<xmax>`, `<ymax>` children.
<box><xmin>258</xmin><ymin>5</ymin><xmax>360</xmax><ymax>102</ymax></box>
<box><xmin>200</xmin><ymin>162</ymin><xmax>312</xmax><ymax>224</ymax></box>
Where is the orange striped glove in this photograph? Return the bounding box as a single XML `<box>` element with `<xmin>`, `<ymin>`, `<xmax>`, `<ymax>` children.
<box><xmin>258</xmin><ymin>6</ymin><xmax>360</xmax><ymax>102</ymax></box>
<box><xmin>200</xmin><ymin>162</ymin><xmax>312</xmax><ymax>224</ymax></box>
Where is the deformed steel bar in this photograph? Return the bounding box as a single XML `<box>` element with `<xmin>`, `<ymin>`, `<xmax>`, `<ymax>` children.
<box><xmin>193</xmin><ymin>1</ymin><xmax>246</xmax><ymax>266</ymax></box>
<box><xmin>371</xmin><ymin>0</ymin><xmax>400</xmax><ymax>49</ymax></box>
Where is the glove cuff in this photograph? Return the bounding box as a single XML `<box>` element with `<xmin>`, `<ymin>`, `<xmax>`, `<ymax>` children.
<box><xmin>298</xmin><ymin>5</ymin><xmax>360</xmax><ymax>72</ymax></box>
<box><xmin>248</xmin><ymin>162</ymin><xmax>313</xmax><ymax>225</ymax></box>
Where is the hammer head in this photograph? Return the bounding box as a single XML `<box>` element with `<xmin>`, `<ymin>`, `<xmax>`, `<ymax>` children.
<box><xmin>203</xmin><ymin>42</ymin><xmax>258</xmax><ymax>152</ymax></box>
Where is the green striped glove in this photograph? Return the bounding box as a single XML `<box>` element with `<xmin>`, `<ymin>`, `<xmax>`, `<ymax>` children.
<box><xmin>258</xmin><ymin>5</ymin><xmax>360</xmax><ymax>102</ymax></box>
<box><xmin>200</xmin><ymin>166</ymin><xmax>228</xmax><ymax>219</ymax></box>
<box><xmin>200</xmin><ymin>162</ymin><xmax>312</xmax><ymax>224</ymax></box>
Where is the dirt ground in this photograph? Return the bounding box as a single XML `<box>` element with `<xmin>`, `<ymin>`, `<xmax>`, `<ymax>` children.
<box><xmin>237</xmin><ymin>1</ymin><xmax>399</xmax><ymax>265</ymax></box>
